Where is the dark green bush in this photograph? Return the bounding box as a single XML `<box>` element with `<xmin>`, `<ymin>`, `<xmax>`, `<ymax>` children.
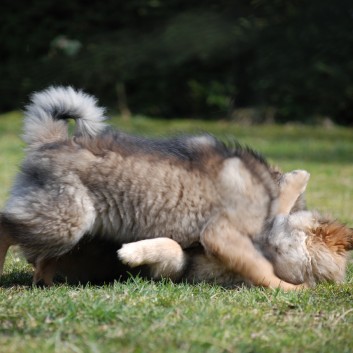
<box><xmin>1</xmin><ymin>0</ymin><xmax>352</xmax><ymax>123</ymax></box>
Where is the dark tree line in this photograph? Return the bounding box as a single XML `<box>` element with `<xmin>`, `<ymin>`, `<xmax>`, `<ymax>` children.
<box><xmin>1</xmin><ymin>0</ymin><xmax>353</xmax><ymax>123</ymax></box>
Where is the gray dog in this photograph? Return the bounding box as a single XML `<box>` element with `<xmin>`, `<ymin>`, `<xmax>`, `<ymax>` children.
<box><xmin>0</xmin><ymin>87</ymin><xmax>350</xmax><ymax>289</ymax></box>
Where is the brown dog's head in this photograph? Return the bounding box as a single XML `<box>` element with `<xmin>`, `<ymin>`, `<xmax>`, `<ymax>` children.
<box><xmin>306</xmin><ymin>218</ymin><xmax>353</xmax><ymax>284</ymax></box>
<box><xmin>264</xmin><ymin>211</ymin><xmax>353</xmax><ymax>286</ymax></box>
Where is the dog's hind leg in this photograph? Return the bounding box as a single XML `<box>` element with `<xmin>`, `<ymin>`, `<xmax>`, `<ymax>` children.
<box><xmin>118</xmin><ymin>238</ymin><xmax>187</xmax><ymax>281</ymax></box>
<box><xmin>2</xmin><ymin>176</ymin><xmax>97</xmax><ymax>284</ymax></box>
<box><xmin>201</xmin><ymin>212</ymin><xmax>303</xmax><ymax>290</ymax></box>
<box><xmin>0</xmin><ymin>225</ymin><xmax>16</xmax><ymax>275</ymax></box>
<box><xmin>33</xmin><ymin>258</ymin><xmax>57</xmax><ymax>286</ymax></box>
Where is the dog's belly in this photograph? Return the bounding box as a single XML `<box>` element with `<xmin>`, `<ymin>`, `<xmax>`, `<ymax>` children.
<box><xmin>90</xmin><ymin>188</ymin><xmax>213</xmax><ymax>248</ymax></box>
<box><xmin>86</xmin><ymin>155</ymin><xmax>217</xmax><ymax>248</ymax></box>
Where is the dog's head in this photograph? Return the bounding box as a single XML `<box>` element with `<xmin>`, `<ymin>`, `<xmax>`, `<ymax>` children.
<box><xmin>264</xmin><ymin>211</ymin><xmax>353</xmax><ymax>286</ymax></box>
<box><xmin>305</xmin><ymin>217</ymin><xmax>353</xmax><ymax>284</ymax></box>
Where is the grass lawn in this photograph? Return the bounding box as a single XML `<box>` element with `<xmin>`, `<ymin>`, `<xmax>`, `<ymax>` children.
<box><xmin>0</xmin><ymin>112</ymin><xmax>353</xmax><ymax>353</ymax></box>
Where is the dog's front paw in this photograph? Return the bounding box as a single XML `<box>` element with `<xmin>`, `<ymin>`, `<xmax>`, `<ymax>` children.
<box><xmin>118</xmin><ymin>243</ymin><xmax>145</xmax><ymax>268</ymax></box>
<box><xmin>281</xmin><ymin>170</ymin><xmax>310</xmax><ymax>194</ymax></box>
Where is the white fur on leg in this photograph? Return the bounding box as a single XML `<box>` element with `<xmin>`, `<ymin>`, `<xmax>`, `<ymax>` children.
<box><xmin>118</xmin><ymin>238</ymin><xmax>187</xmax><ymax>280</ymax></box>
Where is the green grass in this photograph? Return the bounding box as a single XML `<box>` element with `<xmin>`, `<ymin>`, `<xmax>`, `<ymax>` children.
<box><xmin>1</xmin><ymin>112</ymin><xmax>353</xmax><ymax>353</ymax></box>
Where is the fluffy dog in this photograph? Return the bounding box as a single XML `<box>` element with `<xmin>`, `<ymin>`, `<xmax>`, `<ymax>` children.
<box><xmin>118</xmin><ymin>170</ymin><xmax>353</xmax><ymax>287</ymax></box>
<box><xmin>3</xmin><ymin>170</ymin><xmax>308</xmax><ymax>286</ymax></box>
<box><xmin>0</xmin><ymin>86</ymin><xmax>349</xmax><ymax>290</ymax></box>
<box><xmin>16</xmin><ymin>169</ymin><xmax>352</xmax><ymax>288</ymax></box>
<box><xmin>5</xmin><ymin>170</ymin><xmax>311</xmax><ymax>286</ymax></box>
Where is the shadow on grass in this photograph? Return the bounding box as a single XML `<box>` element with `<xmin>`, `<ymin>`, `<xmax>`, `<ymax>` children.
<box><xmin>0</xmin><ymin>268</ymin><xmax>149</xmax><ymax>289</ymax></box>
<box><xmin>0</xmin><ymin>271</ymin><xmax>33</xmax><ymax>288</ymax></box>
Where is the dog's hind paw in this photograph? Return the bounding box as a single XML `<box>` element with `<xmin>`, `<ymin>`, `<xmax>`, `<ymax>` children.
<box><xmin>118</xmin><ymin>243</ymin><xmax>145</xmax><ymax>268</ymax></box>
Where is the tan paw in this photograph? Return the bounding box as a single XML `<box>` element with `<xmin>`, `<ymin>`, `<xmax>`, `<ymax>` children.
<box><xmin>117</xmin><ymin>243</ymin><xmax>145</xmax><ymax>268</ymax></box>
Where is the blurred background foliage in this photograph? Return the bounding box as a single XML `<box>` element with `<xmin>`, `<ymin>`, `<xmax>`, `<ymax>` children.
<box><xmin>1</xmin><ymin>0</ymin><xmax>353</xmax><ymax>124</ymax></box>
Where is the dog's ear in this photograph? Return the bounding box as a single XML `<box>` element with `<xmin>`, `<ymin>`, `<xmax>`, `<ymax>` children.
<box><xmin>311</xmin><ymin>222</ymin><xmax>353</xmax><ymax>253</ymax></box>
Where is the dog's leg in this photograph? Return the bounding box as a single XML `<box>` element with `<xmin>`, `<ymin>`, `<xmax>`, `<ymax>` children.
<box><xmin>278</xmin><ymin>170</ymin><xmax>310</xmax><ymax>215</ymax></box>
<box><xmin>201</xmin><ymin>212</ymin><xmax>303</xmax><ymax>290</ymax></box>
<box><xmin>0</xmin><ymin>229</ymin><xmax>16</xmax><ymax>275</ymax></box>
<box><xmin>33</xmin><ymin>258</ymin><xmax>57</xmax><ymax>286</ymax></box>
<box><xmin>118</xmin><ymin>238</ymin><xmax>187</xmax><ymax>281</ymax></box>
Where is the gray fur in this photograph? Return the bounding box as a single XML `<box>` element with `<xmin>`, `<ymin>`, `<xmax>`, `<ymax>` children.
<box><xmin>1</xmin><ymin>86</ymin><xmax>300</xmax><ymax>289</ymax></box>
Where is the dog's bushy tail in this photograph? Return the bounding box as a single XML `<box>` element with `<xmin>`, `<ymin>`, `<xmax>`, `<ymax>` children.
<box><xmin>23</xmin><ymin>86</ymin><xmax>107</xmax><ymax>147</ymax></box>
